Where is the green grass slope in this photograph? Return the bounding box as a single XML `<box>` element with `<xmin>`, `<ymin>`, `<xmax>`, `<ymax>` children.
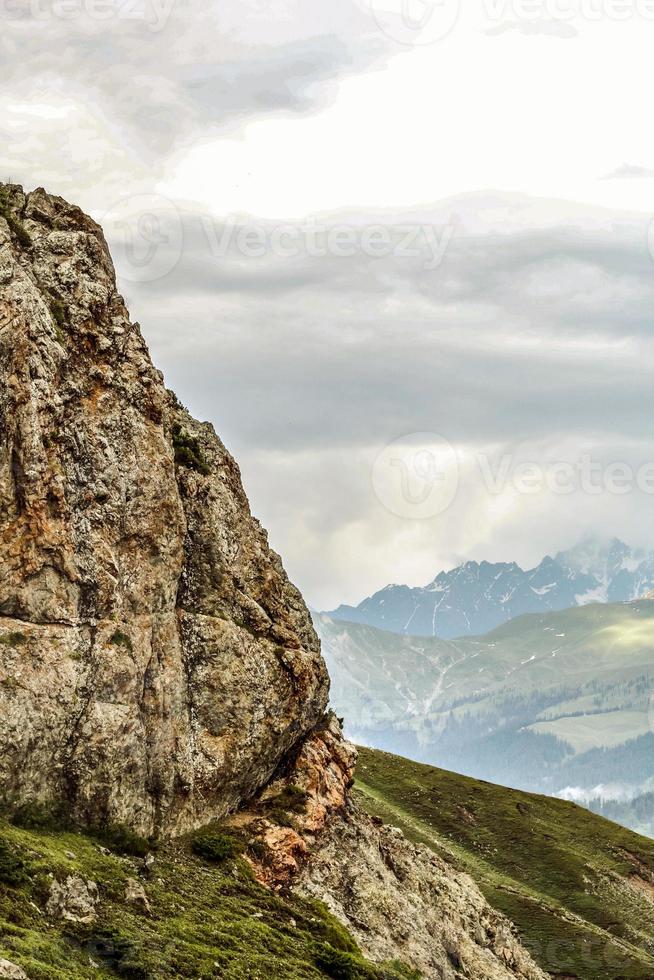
<box><xmin>0</xmin><ymin>815</ymin><xmax>416</xmax><ymax>980</ymax></box>
<box><xmin>356</xmin><ymin>746</ymin><xmax>654</xmax><ymax>980</ymax></box>
<box><xmin>319</xmin><ymin>599</ymin><xmax>654</xmax><ymax>734</ymax></box>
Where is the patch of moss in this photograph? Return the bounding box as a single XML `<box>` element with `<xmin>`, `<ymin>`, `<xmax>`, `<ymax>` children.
<box><xmin>315</xmin><ymin>945</ymin><xmax>361</xmax><ymax>979</ymax></box>
<box><xmin>5</xmin><ymin>800</ymin><xmax>69</xmax><ymax>832</ymax></box>
<box><xmin>247</xmin><ymin>839</ymin><xmax>268</xmax><ymax>861</ymax></box>
<box><xmin>92</xmin><ymin>823</ymin><xmax>151</xmax><ymax>858</ymax></box>
<box><xmin>0</xmin><ymin>836</ymin><xmax>26</xmax><ymax>885</ymax></box>
<box><xmin>259</xmin><ymin>784</ymin><xmax>309</xmax><ymax>829</ymax></box>
<box><xmin>191</xmin><ymin>832</ymin><xmax>243</xmax><ymax>864</ymax></box>
<box><xmin>0</xmin><ymin>632</ymin><xmax>27</xmax><ymax>648</ymax></box>
<box><xmin>265</xmin><ymin>807</ymin><xmax>296</xmax><ymax>828</ymax></box>
<box><xmin>109</xmin><ymin>631</ymin><xmax>133</xmax><ymax>654</ymax></box>
<box><xmin>272</xmin><ymin>785</ymin><xmax>309</xmax><ymax>814</ymax></box>
<box><xmin>172</xmin><ymin>423</ymin><xmax>210</xmax><ymax>476</ymax></box>
<box><xmin>48</xmin><ymin>295</ymin><xmax>68</xmax><ymax>342</ymax></box>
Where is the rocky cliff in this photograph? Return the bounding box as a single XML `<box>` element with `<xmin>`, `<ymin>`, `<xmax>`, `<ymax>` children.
<box><xmin>0</xmin><ymin>184</ymin><xmax>547</xmax><ymax>979</ymax></box>
<box><xmin>0</xmin><ymin>182</ymin><xmax>328</xmax><ymax>836</ymax></box>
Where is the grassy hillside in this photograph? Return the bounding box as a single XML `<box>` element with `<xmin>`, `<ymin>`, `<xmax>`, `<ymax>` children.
<box><xmin>0</xmin><ymin>813</ymin><xmax>416</xmax><ymax>980</ymax></box>
<box><xmin>356</xmin><ymin>746</ymin><xmax>654</xmax><ymax>980</ymax></box>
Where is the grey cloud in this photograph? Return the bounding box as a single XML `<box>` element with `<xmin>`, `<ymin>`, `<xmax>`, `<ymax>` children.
<box><xmin>0</xmin><ymin>0</ymin><xmax>389</xmax><ymax>191</ymax></box>
<box><xmin>107</xmin><ymin>197</ymin><xmax>654</xmax><ymax>462</ymax></box>
<box><xmin>83</xmin><ymin>194</ymin><xmax>654</xmax><ymax>604</ymax></box>
<box><xmin>603</xmin><ymin>163</ymin><xmax>654</xmax><ymax>180</ymax></box>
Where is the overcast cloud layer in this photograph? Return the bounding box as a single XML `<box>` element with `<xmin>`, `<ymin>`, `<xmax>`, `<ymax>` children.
<box><xmin>3</xmin><ymin>1</ymin><xmax>654</xmax><ymax>608</ymax></box>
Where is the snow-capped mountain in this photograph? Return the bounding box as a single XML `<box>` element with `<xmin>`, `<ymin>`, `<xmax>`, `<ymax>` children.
<box><xmin>327</xmin><ymin>538</ymin><xmax>654</xmax><ymax>639</ymax></box>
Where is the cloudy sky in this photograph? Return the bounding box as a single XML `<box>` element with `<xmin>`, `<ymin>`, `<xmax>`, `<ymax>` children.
<box><xmin>3</xmin><ymin>0</ymin><xmax>654</xmax><ymax>608</ymax></box>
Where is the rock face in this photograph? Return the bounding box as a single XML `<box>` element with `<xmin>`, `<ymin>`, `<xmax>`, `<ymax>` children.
<box><xmin>0</xmin><ymin>183</ymin><xmax>547</xmax><ymax>979</ymax></box>
<box><xmin>0</xmin><ymin>960</ymin><xmax>29</xmax><ymax>980</ymax></box>
<box><xmin>0</xmin><ymin>183</ymin><xmax>328</xmax><ymax>835</ymax></box>
<box><xmin>223</xmin><ymin>712</ymin><xmax>358</xmax><ymax>888</ymax></box>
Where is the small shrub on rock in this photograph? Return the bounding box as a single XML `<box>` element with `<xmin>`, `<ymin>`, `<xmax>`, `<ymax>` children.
<box><xmin>0</xmin><ymin>191</ymin><xmax>32</xmax><ymax>249</ymax></box>
<box><xmin>94</xmin><ymin>823</ymin><xmax>151</xmax><ymax>858</ymax></box>
<box><xmin>109</xmin><ymin>631</ymin><xmax>133</xmax><ymax>654</ymax></box>
<box><xmin>0</xmin><ymin>632</ymin><xmax>27</xmax><ymax>648</ymax></box>
<box><xmin>0</xmin><ymin>836</ymin><xmax>26</xmax><ymax>885</ymax></box>
<box><xmin>172</xmin><ymin>424</ymin><xmax>210</xmax><ymax>476</ymax></box>
<box><xmin>315</xmin><ymin>945</ymin><xmax>360</xmax><ymax>979</ymax></box>
<box><xmin>275</xmin><ymin>785</ymin><xmax>309</xmax><ymax>814</ymax></box>
<box><xmin>192</xmin><ymin>832</ymin><xmax>243</xmax><ymax>864</ymax></box>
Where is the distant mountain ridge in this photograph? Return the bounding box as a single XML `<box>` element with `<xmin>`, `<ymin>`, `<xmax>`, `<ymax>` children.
<box><xmin>327</xmin><ymin>537</ymin><xmax>654</xmax><ymax>638</ymax></box>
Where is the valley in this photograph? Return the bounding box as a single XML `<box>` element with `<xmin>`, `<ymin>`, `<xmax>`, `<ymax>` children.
<box><xmin>317</xmin><ymin>599</ymin><xmax>654</xmax><ymax>834</ymax></box>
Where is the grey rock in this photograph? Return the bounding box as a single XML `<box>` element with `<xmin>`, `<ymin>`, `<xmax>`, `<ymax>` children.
<box><xmin>0</xmin><ymin>961</ymin><xmax>29</xmax><ymax>979</ymax></box>
<box><xmin>46</xmin><ymin>875</ymin><xmax>98</xmax><ymax>923</ymax></box>
<box><xmin>297</xmin><ymin>802</ymin><xmax>548</xmax><ymax>980</ymax></box>
<box><xmin>125</xmin><ymin>877</ymin><xmax>150</xmax><ymax>912</ymax></box>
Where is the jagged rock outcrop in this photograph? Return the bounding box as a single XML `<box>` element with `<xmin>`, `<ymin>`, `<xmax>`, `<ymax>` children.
<box><xmin>0</xmin><ymin>182</ymin><xmax>328</xmax><ymax>835</ymax></box>
<box><xmin>45</xmin><ymin>875</ymin><xmax>98</xmax><ymax>923</ymax></box>
<box><xmin>0</xmin><ymin>184</ymin><xmax>548</xmax><ymax>979</ymax></box>
<box><xmin>223</xmin><ymin>712</ymin><xmax>358</xmax><ymax>887</ymax></box>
